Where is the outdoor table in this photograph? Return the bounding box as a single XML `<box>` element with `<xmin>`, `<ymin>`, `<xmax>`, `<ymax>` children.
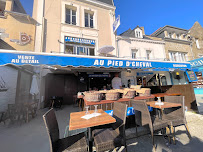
<box><xmin>146</xmin><ymin>101</ymin><xmax>182</xmax><ymax>119</ymax></box>
<box><xmin>69</xmin><ymin>109</ymin><xmax>116</xmax><ymax>152</ymax></box>
<box><xmin>152</xmin><ymin>93</ymin><xmax>181</xmax><ymax>98</ymax></box>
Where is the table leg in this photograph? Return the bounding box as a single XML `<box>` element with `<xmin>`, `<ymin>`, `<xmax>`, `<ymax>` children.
<box><xmin>88</xmin><ymin>127</ymin><xmax>93</xmax><ymax>152</ymax></box>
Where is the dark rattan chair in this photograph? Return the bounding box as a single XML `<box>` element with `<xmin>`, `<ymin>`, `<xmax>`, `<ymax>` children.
<box><xmin>131</xmin><ymin>100</ymin><xmax>170</xmax><ymax>151</ymax></box>
<box><xmin>163</xmin><ymin>96</ymin><xmax>191</xmax><ymax>144</ymax></box>
<box><xmin>92</xmin><ymin>102</ymin><xmax>128</xmax><ymax>152</ymax></box>
<box><xmin>43</xmin><ymin>108</ymin><xmax>88</xmax><ymax>152</ymax></box>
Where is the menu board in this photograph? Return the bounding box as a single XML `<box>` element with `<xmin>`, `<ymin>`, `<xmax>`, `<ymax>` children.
<box><xmin>186</xmin><ymin>71</ymin><xmax>198</xmax><ymax>82</ymax></box>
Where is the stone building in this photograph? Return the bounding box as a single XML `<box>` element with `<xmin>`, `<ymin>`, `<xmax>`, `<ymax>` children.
<box><xmin>32</xmin><ymin>0</ymin><xmax>116</xmax><ymax>56</ymax></box>
<box><xmin>187</xmin><ymin>21</ymin><xmax>203</xmax><ymax>59</ymax></box>
<box><xmin>0</xmin><ymin>0</ymin><xmax>36</xmax><ymax>51</ymax></box>
<box><xmin>151</xmin><ymin>25</ymin><xmax>193</xmax><ymax>62</ymax></box>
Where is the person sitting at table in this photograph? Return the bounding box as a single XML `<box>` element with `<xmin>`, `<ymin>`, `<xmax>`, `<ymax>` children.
<box><xmin>111</xmin><ymin>73</ymin><xmax>122</xmax><ymax>89</ymax></box>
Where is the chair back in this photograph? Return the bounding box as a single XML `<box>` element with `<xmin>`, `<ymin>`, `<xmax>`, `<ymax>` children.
<box><xmin>43</xmin><ymin>108</ymin><xmax>59</xmax><ymax>152</ymax></box>
<box><xmin>112</xmin><ymin>102</ymin><xmax>127</xmax><ymax>136</ymax></box>
<box><xmin>164</xmin><ymin>96</ymin><xmax>185</xmax><ymax>119</ymax></box>
<box><xmin>131</xmin><ymin>100</ymin><xmax>153</xmax><ymax>128</ymax></box>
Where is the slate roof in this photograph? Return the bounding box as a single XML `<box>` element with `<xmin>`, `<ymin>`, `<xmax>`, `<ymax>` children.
<box><xmin>94</xmin><ymin>0</ymin><xmax>114</xmax><ymax>6</ymax></box>
<box><xmin>120</xmin><ymin>28</ymin><xmax>153</xmax><ymax>40</ymax></box>
<box><xmin>0</xmin><ymin>39</ymin><xmax>15</xmax><ymax>50</ymax></box>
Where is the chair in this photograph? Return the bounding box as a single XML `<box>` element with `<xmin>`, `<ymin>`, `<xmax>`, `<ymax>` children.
<box><xmin>43</xmin><ymin>108</ymin><xmax>88</xmax><ymax>152</ymax></box>
<box><xmin>92</xmin><ymin>102</ymin><xmax>128</xmax><ymax>152</ymax></box>
<box><xmin>163</xmin><ymin>96</ymin><xmax>191</xmax><ymax>144</ymax></box>
<box><xmin>7</xmin><ymin>104</ymin><xmax>23</xmax><ymax>123</ymax></box>
<box><xmin>23</xmin><ymin>100</ymin><xmax>39</xmax><ymax>123</ymax></box>
<box><xmin>131</xmin><ymin>100</ymin><xmax>170</xmax><ymax>151</ymax></box>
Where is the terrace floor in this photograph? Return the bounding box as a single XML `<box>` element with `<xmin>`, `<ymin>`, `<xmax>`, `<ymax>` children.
<box><xmin>0</xmin><ymin>105</ymin><xmax>203</xmax><ymax>152</ymax></box>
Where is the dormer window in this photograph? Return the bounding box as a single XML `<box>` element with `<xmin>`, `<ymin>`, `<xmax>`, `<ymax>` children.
<box><xmin>168</xmin><ymin>33</ymin><xmax>172</xmax><ymax>38</ymax></box>
<box><xmin>134</xmin><ymin>28</ymin><xmax>143</xmax><ymax>38</ymax></box>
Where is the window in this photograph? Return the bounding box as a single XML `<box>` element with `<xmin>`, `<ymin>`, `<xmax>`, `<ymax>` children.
<box><xmin>131</xmin><ymin>49</ymin><xmax>138</xmax><ymax>59</ymax></box>
<box><xmin>64</xmin><ymin>45</ymin><xmax>94</xmax><ymax>56</ymax></box>
<box><xmin>146</xmin><ymin>50</ymin><xmax>151</xmax><ymax>60</ymax></box>
<box><xmin>169</xmin><ymin>51</ymin><xmax>187</xmax><ymax>62</ymax></box>
<box><xmin>169</xmin><ymin>51</ymin><xmax>177</xmax><ymax>61</ymax></box>
<box><xmin>85</xmin><ymin>12</ymin><xmax>94</xmax><ymax>28</ymax></box>
<box><xmin>66</xmin><ymin>7</ymin><xmax>76</xmax><ymax>25</ymax></box>
<box><xmin>196</xmin><ymin>39</ymin><xmax>200</xmax><ymax>49</ymax></box>
<box><xmin>199</xmin><ymin>55</ymin><xmax>203</xmax><ymax>58</ymax></box>
<box><xmin>65</xmin><ymin>45</ymin><xmax>74</xmax><ymax>54</ymax></box>
<box><xmin>168</xmin><ymin>33</ymin><xmax>172</xmax><ymax>38</ymax></box>
<box><xmin>0</xmin><ymin>2</ymin><xmax>5</xmax><ymax>17</ymax></box>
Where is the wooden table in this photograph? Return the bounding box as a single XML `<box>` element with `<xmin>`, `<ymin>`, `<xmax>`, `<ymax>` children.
<box><xmin>146</xmin><ymin>101</ymin><xmax>182</xmax><ymax>119</ymax></box>
<box><xmin>69</xmin><ymin>109</ymin><xmax>116</xmax><ymax>152</ymax></box>
<box><xmin>152</xmin><ymin>93</ymin><xmax>181</xmax><ymax>98</ymax></box>
<box><xmin>69</xmin><ymin>109</ymin><xmax>116</xmax><ymax>130</ymax></box>
<box><xmin>146</xmin><ymin>101</ymin><xmax>182</xmax><ymax>109</ymax></box>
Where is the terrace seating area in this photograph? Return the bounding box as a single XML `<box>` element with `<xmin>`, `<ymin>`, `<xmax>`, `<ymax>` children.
<box><xmin>0</xmin><ymin>103</ymin><xmax>203</xmax><ymax>152</ymax></box>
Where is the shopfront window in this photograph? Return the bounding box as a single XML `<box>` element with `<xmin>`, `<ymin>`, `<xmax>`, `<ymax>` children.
<box><xmin>85</xmin><ymin>11</ymin><xmax>94</xmax><ymax>28</ymax></box>
<box><xmin>64</xmin><ymin>36</ymin><xmax>95</xmax><ymax>56</ymax></box>
<box><xmin>66</xmin><ymin>6</ymin><xmax>76</xmax><ymax>25</ymax></box>
<box><xmin>65</xmin><ymin>45</ymin><xmax>74</xmax><ymax>54</ymax></box>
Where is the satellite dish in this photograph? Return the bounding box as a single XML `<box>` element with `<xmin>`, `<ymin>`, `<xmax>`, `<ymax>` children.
<box><xmin>97</xmin><ymin>45</ymin><xmax>115</xmax><ymax>55</ymax></box>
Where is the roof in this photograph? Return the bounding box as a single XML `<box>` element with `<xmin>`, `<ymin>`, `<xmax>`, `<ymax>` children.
<box><xmin>0</xmin><ymin>39</ymin><xmax>15</xmax><ymax>50</ymax></box>
<box><xmin>188</xmin><ymin>21</ymin><xmax>203</xmax><ymax>39</ymax></box>
<box><xmin>120</xmin><ymin>27</ymin><xmax>154</xmax><ymax>40</ymax></box>
<box><xmin>151</xmin><ymin>25</ymin><xmax>188</xmax><ymax>36</ymax></box>
<box><xmin>94</xmin><ymin>0</ymin><xmax>114</xmax><ymax>6</ymax></box>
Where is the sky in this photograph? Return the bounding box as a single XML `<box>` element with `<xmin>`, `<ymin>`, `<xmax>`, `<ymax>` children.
<box><xmin>20</xmin><ymin>0</ymin><xmax>203</xmax><ymax>35</ymax></box>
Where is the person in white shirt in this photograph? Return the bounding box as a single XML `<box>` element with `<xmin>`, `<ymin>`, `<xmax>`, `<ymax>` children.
<box><xmin>111</xmin><ymin>73</ymin><xmax>122</xmax><ymax>89</ymax></box>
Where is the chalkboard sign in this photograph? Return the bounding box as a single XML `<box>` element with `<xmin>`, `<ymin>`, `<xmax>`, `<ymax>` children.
<box><xmin>186</xmin><ymin>71</ymin><xmax>198</xmax><ymax>82</ymax></box>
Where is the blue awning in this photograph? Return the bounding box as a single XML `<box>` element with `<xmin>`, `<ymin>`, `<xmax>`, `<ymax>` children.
<box><xmin>0</xmin><ymin>50</ymin><xmax>191</xmax><ymax>70</ymax></box>
<box><xmin>189</xmin><ymin>57</ymin><xmax>203</xmax><ymax>68</ymax></box>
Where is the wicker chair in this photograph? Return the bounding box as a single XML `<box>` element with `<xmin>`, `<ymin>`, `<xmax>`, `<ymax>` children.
<box><xmin>92</xmin><ymin>102</ymin><xmax>128</xmax><ymax>152</ymax></box>
<box><xmin>131</xmin><ymin>100</ymin><xmax>170</xmax><ymax>151</ymax></box>
<box><xmin>163</xmin><ymin>96</ymin><xmax>191</xmax><ymax>144</ymax></box>
<box><xmin>43</xmin><ymin>108</ymin><xmax>88</xmax><ymax>152</ymax></box>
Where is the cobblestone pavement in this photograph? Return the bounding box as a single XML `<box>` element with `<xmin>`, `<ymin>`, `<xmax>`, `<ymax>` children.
<box><xmin>0</xmin><ymin>106</ymin><xmax>203</xmax><ymax>152</ymax></box>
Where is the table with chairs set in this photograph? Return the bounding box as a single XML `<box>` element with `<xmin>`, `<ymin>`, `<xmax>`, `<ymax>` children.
<box><xmin>43</xmin><ymin>94</ymin><xmax>191</xmax><ymax>152</ymax></box>
<box><xmin>0</xmin><ymin>100</ymin><xmax>39</xmax><ymax>124</ymax></box>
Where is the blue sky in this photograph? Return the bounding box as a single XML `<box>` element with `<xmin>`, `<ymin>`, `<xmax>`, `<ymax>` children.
<box><xmin>20</xmin><ymin>0</ymin><xmax>203</xmax><ymax>35</ymax></box>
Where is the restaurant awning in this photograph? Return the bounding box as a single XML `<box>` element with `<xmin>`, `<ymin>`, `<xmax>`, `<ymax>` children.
<box><xmin>0</xmin><ymin>50</ymin><xmax>191</xmax><ymax>70</ymax></box>
<box><xmin>189</xmin><ymin>57</ymin><xmax>203</xmax><ymax>72</ymax></box>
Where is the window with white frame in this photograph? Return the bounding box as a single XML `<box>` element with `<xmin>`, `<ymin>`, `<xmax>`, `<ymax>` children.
<box><xmin>65</xmin><ymin>6</ymin><xmax>76</xmax><ymax>25</ymax></box>
<box><xmin>168</xmin><ymin>33</ymin><xmax>172</xmax><ymax>38</ymax></box>
<box><xmin>196</xmin><ymin>39</ymin><xmax>200</xmax><ymax>49</ymax></box>
<box><xmin>131</xmin><ymin>49</ymin><xmax>138</xmax><ymax>59</ymax></box>
<box><xmin>169</xmin><ymin>51</ymin><xmax>187</xmax><ymax>62</ymax></box>
<box><xmin>146</xmin><ymin>50</ymin><xmax>151</xmax><ymax>60</ymax></box>
<box><xmin>85</xmin><ymin>10</ymin><xmax>94</xmax><ymax>28</ymax></box>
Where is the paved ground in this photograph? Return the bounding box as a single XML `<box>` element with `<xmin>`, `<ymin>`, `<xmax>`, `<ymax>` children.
<box><xmin>0</xmin><ymin>105</ymin><xmax>203</xmax><ymax>152</ymax></box>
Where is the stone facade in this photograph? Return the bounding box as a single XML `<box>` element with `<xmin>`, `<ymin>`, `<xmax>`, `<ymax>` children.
<box><xmin>187</xmin><ymin>21</ymin><xmax>203</xmax><ymax>59</ymax></box>
<box><xmin>151</xmin><ymin>25</ymin><xmax>192</xmax><ymax>62</ymax></box>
